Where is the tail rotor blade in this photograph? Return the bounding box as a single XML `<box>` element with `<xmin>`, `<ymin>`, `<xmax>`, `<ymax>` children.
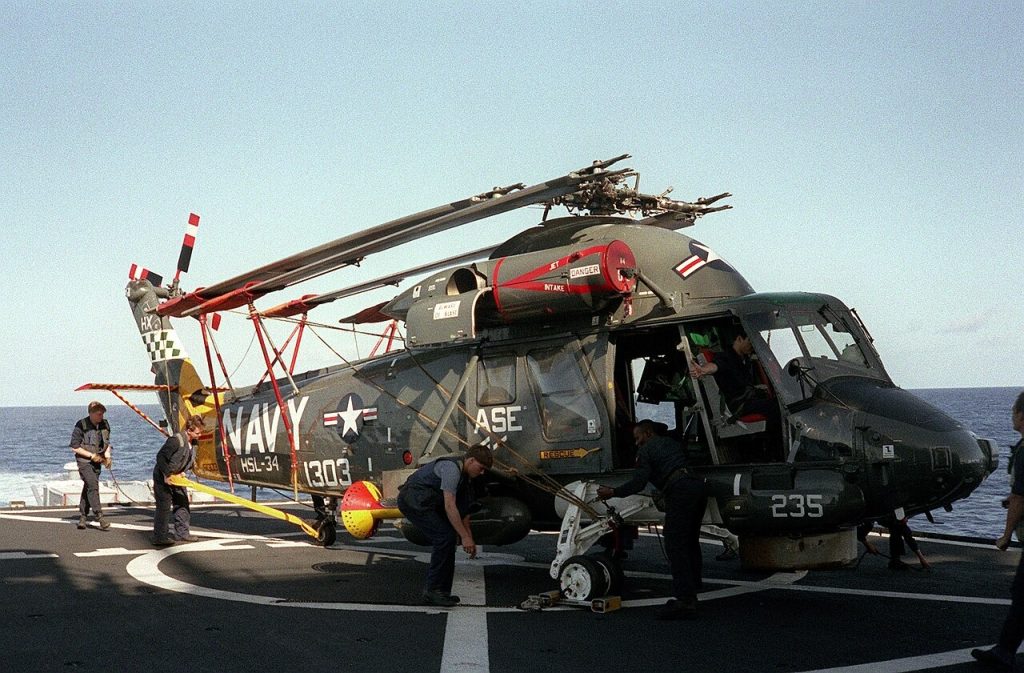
<box><xmin>129</xmin><ymin>263</ymin><xmax>164</xmax><ymax>287</ymax></box>
<box><xmin>175</xmin><ymin>213</ymin><xmax>200</xmax><ymax>282</ymax></box>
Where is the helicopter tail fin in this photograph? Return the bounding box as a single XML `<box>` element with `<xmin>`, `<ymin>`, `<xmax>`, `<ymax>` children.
<box><xmin>125</xmin><ymin>271</ymin><xmax>215</xmax><ymax>433</ymax></box>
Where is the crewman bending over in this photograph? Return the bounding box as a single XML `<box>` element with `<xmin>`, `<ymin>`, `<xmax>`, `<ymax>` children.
<box><xmin>598</xmin><ymin>419</ymin><xmax>707</xmax><ymax>620</ymax></box>
<box><xmin>397</xmin><ymin>445</ymin><xmax>492</xmax><ymax>607</ymax></box>
<box><xmin>151</xmin><ymin>415</ymin><xmax>203</xmax><ymax>546</ymax></box>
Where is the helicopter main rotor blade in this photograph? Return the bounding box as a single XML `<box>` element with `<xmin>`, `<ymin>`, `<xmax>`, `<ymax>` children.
<box><xmin>259</xmin><ymin>243</ymin><xmax>498</xmax><ymax>318</ymax></box>
<box><xmin>159</xmin><ymin>156</ymin><xmax>632</xmax><ymax>318</ymax></box>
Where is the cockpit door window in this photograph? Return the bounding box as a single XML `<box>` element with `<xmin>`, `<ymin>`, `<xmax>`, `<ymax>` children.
<box><xmin>477</xmin><ymin>353</ymin><xmax>516</xmax><ymax>406</ymax></box>
<box><xmin>526</xmin><ymin>342</ymin><xmax>604</xmax><ymax>442</ymax></box>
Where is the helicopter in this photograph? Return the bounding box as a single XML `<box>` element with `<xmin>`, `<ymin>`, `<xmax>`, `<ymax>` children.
<box><xmin>101</xmin><ymin>155</ymin><xmax>998</xmax><ymax>601</ymax></box>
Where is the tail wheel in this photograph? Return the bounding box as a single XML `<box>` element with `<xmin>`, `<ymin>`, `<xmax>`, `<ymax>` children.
<box><xmin>316</xmin><ymin>519</ymin><xmax>337</xmax><ymax>547</ymax></box>
<box><xmin>559</xmin><ymin>555</ymin><xmax>610</xmax><ymax>601</ymax></box>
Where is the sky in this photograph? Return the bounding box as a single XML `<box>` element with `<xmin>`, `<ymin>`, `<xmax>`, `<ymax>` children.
<box><xmin>1</xmin><ymin>2</ymin><xmax>1021</xmax><ymax>407</ymax></box>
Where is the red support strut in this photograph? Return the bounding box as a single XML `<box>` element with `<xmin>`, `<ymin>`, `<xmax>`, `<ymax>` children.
<box><xmin>289</xmin><ymin>314</ymin><xmax>308</xmax><ymax>375</ymax></box>
<box><xmin>248</xmin><ymin>302</ymin><xmax>299</xmax><ymax>497</ymax></box>
<box><xmin>370</xmin><ymin>320</ymin><xmax>399</xmax><ymax>358</ymax></box>
<box><xmin>110</xmin><ymin>389</ymin><xmax>171</xmax><ymax>437</ymax></box>
<box><xmin>199</xmin><ymin>314</ymin><xmax>235</xmax><ymax>492</ymax></box>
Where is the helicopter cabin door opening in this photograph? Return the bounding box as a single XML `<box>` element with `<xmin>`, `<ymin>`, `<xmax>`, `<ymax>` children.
<box><xmin>677</xmin><ymin>319</ymin><xmax>787</xmax><ymax>465</ymax></box>
<box><xmin>612</xmin><ymin>325</ymin><xmax>695</xmax><ymax>469</ymax></box>
<box><xmin>613</xmin><ymin>320</ymin><xmax>787</xmax><ymax>469</ymax></box>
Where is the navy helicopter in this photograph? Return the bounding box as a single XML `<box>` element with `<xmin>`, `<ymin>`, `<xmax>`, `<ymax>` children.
<box><xmin>103</xmin><ymin>155</ymin><xmax>997</xmax><ymax>600</ymax></box>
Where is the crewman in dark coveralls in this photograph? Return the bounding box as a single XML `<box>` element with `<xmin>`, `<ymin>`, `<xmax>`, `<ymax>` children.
<box><xmin>151</xmin><ymin>415</ymin><xmax>204</xmax><ymax>546</ymax></box>
<box><xmin>397</xmin><ymin>444</ymin><xmax>492</xmax><ymax>607</ymax></box>
<box><xmin>69</xmin><ymin>401</ymin><xmax>112</xmax><ymax>530</ymax></box>
<box><xmin>597</xmin><ymin>419</ymin><xmax>707</xmax><ymax>620</ymax></box>
<box><xmin>973</xmin><ymin>390</ymin><xmax>1024</xmax><ymax>671</ymax></box>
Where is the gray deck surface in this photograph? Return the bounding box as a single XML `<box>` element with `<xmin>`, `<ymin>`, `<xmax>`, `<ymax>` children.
<box><xmin>0</xmin><ymin>503</ymin><xmax>1016</xmax><ymax>673</ymax></box>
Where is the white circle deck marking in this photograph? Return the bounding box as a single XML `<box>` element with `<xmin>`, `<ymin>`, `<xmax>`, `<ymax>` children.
<box><xmin>125</xmin><ymin>538</ymin><xmax>518</xmax><ymax>613</ymax></box>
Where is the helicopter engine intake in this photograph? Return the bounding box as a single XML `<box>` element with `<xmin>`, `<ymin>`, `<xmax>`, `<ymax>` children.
<box><xmin>487</xmin><ymin>239</ymin><xmax>637</xmax><ymax>324</ymax></box>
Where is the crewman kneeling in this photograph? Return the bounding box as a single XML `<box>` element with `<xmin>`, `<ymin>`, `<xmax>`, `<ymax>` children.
<box><xmin>397</xmin><ymin>445</ymin><xmax>492</xmax><ymax>607</ymax></box>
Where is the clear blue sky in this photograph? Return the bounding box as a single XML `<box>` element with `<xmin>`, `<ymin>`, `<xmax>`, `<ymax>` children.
<box><xmin>1</xmin><ymin>2</ymin><xmax>1021</xmax><ymax>407</ymax></box>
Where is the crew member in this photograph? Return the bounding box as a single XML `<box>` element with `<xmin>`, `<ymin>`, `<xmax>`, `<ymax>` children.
<box><xmin>69</xmin><ymin>401</ymin><xmax>112</xmax><ymax>530</ymax></box>
<box><xmin>885</xmin><ymin>516</ymin><xmax>930</xmax><ymax>571</ymax></box>
<box><xmin>397</xmin><ymin>445</ymin><xmax>492</xmax><ymax>607</ymax></box>
<box><xmin>152</xmin><ymin>415</ymin><xmax>204</xmax><ymax>546</ymax></box>
<box><xmin>597</xmin><ymin>419</ymin><xmax>707</xmax><ymax>620</ymax></box>
<box><xmin>858</xmin><ymin>517</ymin><xmax>931</xmax><ymax>570</ymax></box>
<box><xmin>972</xmin><ymin>390</ymin><xmax>1024</xmax><ymax>671</ymax></box>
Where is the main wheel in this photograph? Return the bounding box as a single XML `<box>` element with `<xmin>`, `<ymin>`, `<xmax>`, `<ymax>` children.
<box><xmin>316</xmin><ymin>519</ymin><xmax>337</xmax><ymax>547</ymax></box>
<box><xmin>590</xmin><ymin>551</ymin><xmax>624</xmax><ymax>595</ymax></box>
<box><xmin>559</xmin><ymin>555</ymin><xmax>610</xmax><ymax>601</ymax></box>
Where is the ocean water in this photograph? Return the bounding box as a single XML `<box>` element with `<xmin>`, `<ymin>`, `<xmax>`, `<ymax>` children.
<box><xmin>909</xmin><ymin>387</ymin><xmax>1020</xmax><ymax>539</ymax></box>
<box><xmin>0</xmin><ymin>405</ymin><xmax>274</xmax><ymax>507</ymax></box>
<box><xmin>1</xmin><ymin>387</ymin><xmax>1020</xmax><ymax>537</ymax></box>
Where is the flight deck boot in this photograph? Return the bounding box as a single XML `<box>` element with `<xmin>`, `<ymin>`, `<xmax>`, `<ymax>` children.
<box><xmin>77</xmin><ymin>516</ymin><xmax>87</xmax><ymax>529</ymax></box>
<box><xmin>97</xmin><ymin>516</ymin><xmax>110</xmax><ymax>531</ymax></box>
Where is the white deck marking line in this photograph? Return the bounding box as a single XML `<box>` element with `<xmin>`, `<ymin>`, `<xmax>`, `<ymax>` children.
<box><xmin>0</xmin><ymin>551</ymin><xmax>58</xmax><ymax>560</ymax></box>
<box><xmin>624</xmin><ymin>570</ymin><xmax>807</xmax><ymax>607</ymax></box>
<box><xmin>16</xmin><ymin>510</ymin><xmax>1007</xmax><ymax>613</ymax></box>
<box><xmin>797</xmin><ymin>644</ymin><xmax>997</xmax><ymax>673</ymax></box>
<box><xmin>76</xmin><ymin>547</ymin><xmax>150</xmax><ymax>557</ymax></box>
<box><xmin>0</xmin><ymin>512</ymin><xmax>86</xmax><ymax>524</ymax></box>
<box><xmin>624</xmin><ymin>567</ymin><xmax>1012</xmax><ymax>606</ymax></box>
<box><xmin>450</xmin><ymin>549</ymin><xmax>488</xmax><ymax>606</ymax></box>
<box><xmin>0</xmin><ymin>511</ymin><xmax>306</xmax><ymax>542</ymax></box>
<box><xmin>442</xmin><ymin>553</ymin><xmax>489</xmax><ymax>673</ymax></box>
<box><xmin>761</xmin><ymin>581</ymin><xmax>1011</xmax><ymax>606</ymax></box>
<box><xmin>124</xmin><ymin>538</ymin><xmax>484</xmax><ymax>613</ymax></box>
<box><xmin>442</xmin><ymin>610</ymin><xmax>489</xmax><ymax>673</ymax></box>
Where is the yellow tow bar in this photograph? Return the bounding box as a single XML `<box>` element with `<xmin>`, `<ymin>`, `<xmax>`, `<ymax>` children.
<box><xmin>167</xmin><ymin>474</ymin><xmax>320</xmax><ymax>539</ymax></box>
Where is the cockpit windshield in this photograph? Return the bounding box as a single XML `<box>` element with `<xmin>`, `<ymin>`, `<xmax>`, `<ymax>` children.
<box><xmin>741</xmin><ymin>301</ymin><xmax>886</xmax><ymax>404</ymax></box>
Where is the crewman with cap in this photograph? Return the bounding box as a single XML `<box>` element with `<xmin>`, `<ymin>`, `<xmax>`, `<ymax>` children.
<box><xmin>397</xmin><ymin>444</ymin><xmax>492</xmax><ymax>606</ymax></box>
<box><xmin>69</xmin><ymin>401</ymin><xmax>112</xmax><ymax>530</ymax></box>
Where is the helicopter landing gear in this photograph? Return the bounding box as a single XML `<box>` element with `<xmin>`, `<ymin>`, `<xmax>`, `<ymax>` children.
<box><xmin>549</xmin><ymin>481</ymin><xmax>652</xmax><ymax>582</ymax></box>
<box><xmin>540</xmin><ymin>481</ymin><xmax>650</xmax><ymax>612</ymax></box>
<box><xmin>590</xmin><ymin>550</ymin><xmax>624</xmax><ymax>595</ymax></box>
<box><xmin>315</xmin><ymin>517</ymin><xmax>337</xmax><ymax>546</ymax></box>
<box><xmin>559</xmin><ymin>555</ymin><xmax>609</xmax><ymax>601</ymax></box>
<box><xmin>313</xmin><ymin>520</ymin><xmax>337</xmax><ymax>544</ymax></box>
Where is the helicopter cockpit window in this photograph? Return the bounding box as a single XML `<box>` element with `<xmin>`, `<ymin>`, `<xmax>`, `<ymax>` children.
<box><xmin>792</xmin><ymin>311</ymin><xmax>870</xmax><ymax>368</ymax></box>
<box><xmin>527</xmin><ymin>344</ymin><xmax>603</xmax><ymax>442</ymax></box>
<box><xmin>477</xmin><ymin>354</ymin><xmax>516</xmax><ymax>406</ymax></box>
<box><xmin>821</xmin><ymin>314</ymin><xmax>869</xmax><ymax>367</ymax></box>
<box><xmin>799</xmin><ymin>322</ymin><xmax>835</xmax><ymax>360</ymax></box>
<box><xmin>759</xmin><ymin>321</ymin><xmax>803</xmax><ymax>368</ymax></box>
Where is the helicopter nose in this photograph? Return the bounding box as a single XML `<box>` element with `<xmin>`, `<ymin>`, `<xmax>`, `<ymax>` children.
<box><xmin>942</xmin><ymin>428</ymin><xmax>996</xmax><ymax>499</ymax></box>
<box><xmin>819</xmin><ymin>378</ymin><xmax>995</xmax><ymax>511</ymax></box>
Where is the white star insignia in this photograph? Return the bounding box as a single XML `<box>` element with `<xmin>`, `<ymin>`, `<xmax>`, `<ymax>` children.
<box><xmin>337</xmin><ymin>396</ymin><xmax>363</xmax><ymax>438</ymax></box>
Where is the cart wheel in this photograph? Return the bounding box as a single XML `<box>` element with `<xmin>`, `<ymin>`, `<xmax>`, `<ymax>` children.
<box><xmin>560</xmin><ymin>555</ymin><xmax>610</xmax><ymax>601</ymax></box>
<box><xmin>591</xmin><ymin>551</ymin><xmax>624</xmax><ymax>595</ymax></box>
<box><xmin>316</xmin><ymin>519</ymin><xmax>337</xmax><ymax>547</ymax></box>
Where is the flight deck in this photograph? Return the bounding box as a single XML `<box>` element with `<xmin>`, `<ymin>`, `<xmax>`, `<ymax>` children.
<box><xmin>0</xmin><ymin>502</ymin><xmax>1015</xmax><ymax>673</ymax></box>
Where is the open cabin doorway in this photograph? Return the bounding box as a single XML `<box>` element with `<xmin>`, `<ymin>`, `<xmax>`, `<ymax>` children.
<box><xmin>612</xmin><ymin>318</ymin><xmax>785</xmax><ymax>468</ymax></box>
